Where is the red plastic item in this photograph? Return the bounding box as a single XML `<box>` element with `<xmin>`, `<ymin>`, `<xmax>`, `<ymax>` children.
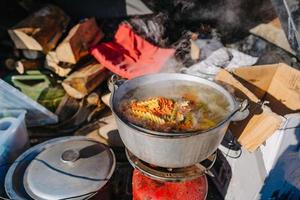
<box><xmin>90</xmin><ymin>24</ymin><xmax>175</xmax><ymax>79</ymax></box>
<box><xmin>132</xmin><ymin>169</ymin><xmax>208</xmax><ymax>200</ymax></box>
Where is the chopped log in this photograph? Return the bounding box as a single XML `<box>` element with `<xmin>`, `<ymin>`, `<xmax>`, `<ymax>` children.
<box><xmin>101</xmin><ymin>92</ymin><xmax>111</xmax><ymax>108</ymax></box>
<box><xmin>45</xmin><ymin>51</ymin><xmax>73</xmax><ymax>77</ymax></box>
<box><xmin>4</xmin><ymin>58</ymin><xmax>17</xmax><ymax>70</ymax></box>
<box><xmin>56</xmin><ymin>18</ymin><xmax>104</xmax><ymax>64</ymax></box>
<box><xmin>15</xmin><ymin>59</ymin><xmax>42</xmax><ymax>74</ymax></box>
<box><xmin>8</xmin><ymin>5</ymin><xmax>69</xmax><ymax>53</ymax></box>
<box><xmin>54</xmin><ymin>94</ymin><xmax>79</xmax><ymax>122</ymax></box>
<box><xmin>190</xmin><ymin>39</ymin><xmax>200</xmax><ymax>60</ymax></box>
<box><xmin>87</xmin><ymin>92</ymin><xmax>100</xmax><ymax>106</ymax></box>
<box><xmin>22</xmin><ymin>49</ymin><xmax>43</xmax><ymax>59</ymax></box>
<box><xmin>62</xmin><ymin>60</ymin><xmax>110</xmax><ymax>99</ymax></box>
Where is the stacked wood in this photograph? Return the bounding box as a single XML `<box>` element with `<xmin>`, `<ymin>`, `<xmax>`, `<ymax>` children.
<box><xmin>44</xmin><ymin>18</ymin><xmax>103</xmax><ymax>77</ymax></box>
<box><xmin>4</xmin><ymin>58</ymin><xmax>17</xmax><ymax>70</ymax></box>
<box><xmin>45</xmin><ymin>51</ymin><xmax>73</xmax><ymax>77</ymax></box>
<box><xmin>87</xmin><ymin>92</ymin><xmax>100</xmax><ymax>106</ymax></box>
<box><xmin>190</xmin><ymin>39</ymin><xmax>200</xmax><ymax>60</ymax></box>
<box><xmin>62</xmin><ymin>60</ymin><xmax>110</xmax><ymax>99</ymax></box>
<box><xmin>15</xmin><ymin>59</ymin><xmax>42</xmax><ymax>74</ymax></box>
<box><xmin>3</xmin><ymin>47</ymin><xmax>22</xmax><ymax>71</ymax></box>
<box><xmin>8</xmin><ymin>5</ymin><xmax>69</xmax><ymax>53</ymax></box>
<box><xmin>22</xmin><ymin>49</ymin><xmax>43</xmax><ymax>60</ymax></box>
<box><xmin>56</xmin><ymin>18</ymin><xmax>104</xmax><ymax>64</ymax></box>
<box><xmin>4</xmin><ymin>58</ymin><xmax>42</xmax><ymax>73</ymax></box>
<box><xmin>7</xmin><ymin>5</ymin><xmax>108</xmax><ymax>101</ymax></box>
<box><xmin>190</xmin><ymin>33</ymin><xmax>200</xmax><ymax>60</ymax></box>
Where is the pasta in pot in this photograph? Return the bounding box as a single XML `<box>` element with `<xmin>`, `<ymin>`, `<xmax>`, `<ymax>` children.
<box><xmin>121</xmin><ymin>95</ymin><xmax>226</xmax><ymax>133</ymax></box>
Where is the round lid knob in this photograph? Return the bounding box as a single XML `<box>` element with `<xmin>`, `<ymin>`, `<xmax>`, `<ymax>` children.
<box><xmin>23</xmin><ymin>138</ymin><xmax>116</xmax><ymax>200</ymax></box>
<box><xmin>61</xmin><ymin>149</ymin><xmax>80</xmax><ymax>163</ymax></box>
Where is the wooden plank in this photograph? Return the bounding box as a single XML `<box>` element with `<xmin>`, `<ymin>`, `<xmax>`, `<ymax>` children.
<box><xmin>238</xmin><ymin>108</ymin><xmax>283</xmax><ymax>152</ymax></box>
<box><xmin>232</xmin><ymin>64</ymin><xmax>278</xmax><ymax>99</ymax></box>
<box><xmin>250</xmin><ymin>18</ymin><xmax>295</xmax><ymax>55</ymax></box>
<box><xmin>215</xmin><ymin>69</ymin><xmax>260</xmax><ymax>103</ymax></box>
<box><xmin>215</xmin><ymin>68</ymin><xmax>284</xmax><ymax>152</ymax></box>
<box><xmin>265</xmin><ymin>63</ymin><xmax>300</xmax><ymax>114</ymax></box>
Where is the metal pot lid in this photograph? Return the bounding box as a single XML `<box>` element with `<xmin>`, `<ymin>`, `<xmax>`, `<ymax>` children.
<box><xmin>23</xmin><ymin>139</ymin><xmax>116</xmax><ymax>200</ymax></box>
<box><xmin>126</xmin><ymin>149</ymin><xmax>216</xmax><ymax>182</ymax></box>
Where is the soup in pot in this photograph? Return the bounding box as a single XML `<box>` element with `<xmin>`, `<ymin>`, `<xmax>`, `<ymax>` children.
<box><xmin>120</xmin><ymin>84</ymin><xmax>231</xmax><ymax>132</ymax></box>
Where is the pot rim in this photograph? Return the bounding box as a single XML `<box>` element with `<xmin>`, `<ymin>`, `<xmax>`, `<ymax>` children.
<box><xmin>111</xmin><ymin>73</ymin><xmax>237</xmax><ymax>138</ymax></box>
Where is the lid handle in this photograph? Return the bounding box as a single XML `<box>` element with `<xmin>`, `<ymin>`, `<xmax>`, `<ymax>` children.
<box><xmin>61</xmin><ymin>149</ymin><xmax>80</xmax><ymax>164</ymax></box>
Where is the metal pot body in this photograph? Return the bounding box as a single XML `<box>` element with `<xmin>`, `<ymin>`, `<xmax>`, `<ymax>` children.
<box><xmin>113</xmin><ymin>112</ymin><xmax>229</xmax><ymax>168</ymax></box>
<box><xmin>111</xmin><ymin>73</ymin><xmax>239</xmax><ymax>168</ymax></box>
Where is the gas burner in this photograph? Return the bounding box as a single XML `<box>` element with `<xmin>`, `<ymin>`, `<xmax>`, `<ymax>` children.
<box><xmin>132</xmin><ymin>169</ymin><xmax>208</xmax><ymax>200</ymax></box>
<box><xmin>126</xmin><ymin>149</ymin><xmax>217</xmax><ymax>182</ymax></box>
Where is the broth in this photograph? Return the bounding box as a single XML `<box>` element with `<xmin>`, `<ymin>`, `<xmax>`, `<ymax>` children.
<box><xmin>119</xmin><ymin>82</ymin><xmax>231</xmax><ymax>133</ymax></box>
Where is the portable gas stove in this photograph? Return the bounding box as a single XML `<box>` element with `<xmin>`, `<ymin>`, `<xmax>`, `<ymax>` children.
<box><xmin>109</xmin><ymin>131</ymin><xmax>237</xmax><ymax>200</ymax></box>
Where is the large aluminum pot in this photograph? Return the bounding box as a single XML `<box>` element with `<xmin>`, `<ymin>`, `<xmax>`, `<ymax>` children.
<box><xmin>110</xmin><ymin>73</ymin><xmax>247</xmax><ymax>168</ymax></box>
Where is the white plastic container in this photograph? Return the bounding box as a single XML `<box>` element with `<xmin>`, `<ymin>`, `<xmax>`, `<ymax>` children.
<box><xmin>0</xmin><ymin>110</ymin><xmax>29</xmax><ymax>196</ymax></box>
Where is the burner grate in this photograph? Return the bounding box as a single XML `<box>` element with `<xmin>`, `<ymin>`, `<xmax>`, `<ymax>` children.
<box><xmin>126</xmin><ymin>148</ymin><xmax>217</xmax><ymax>182</ymax></box>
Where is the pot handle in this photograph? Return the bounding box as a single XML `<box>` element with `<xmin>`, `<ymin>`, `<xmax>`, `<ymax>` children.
<box><xmin>196</xmin><ymin>151</ymin><xmax>218</xmax><ymax>177</ymax></box>
<box><xmin>108</xmin><ymin>74</ymin><xmax>126</xmax><ymax>92</ymax></box>
<box><xmin>108</xmin><ymin>74</ymin><xmax>127</xmax><ymax>108</ymax></box>
<box><xmin>230</xmin><ymin>99</ymin><xmax>250</xmax><ymax>122</ymax></box>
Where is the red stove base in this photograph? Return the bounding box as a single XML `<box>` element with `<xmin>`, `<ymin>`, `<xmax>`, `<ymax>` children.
<box><xmin>132</xmin><ymin>169</ymin><xmax>208</xmax><ymax>200</ymax></box>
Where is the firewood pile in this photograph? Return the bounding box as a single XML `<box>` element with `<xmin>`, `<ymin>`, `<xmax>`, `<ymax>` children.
<box><xmin>5</xmin><ymin>5</ymin><xmax>109</xmax><ymax>100</ymax></box>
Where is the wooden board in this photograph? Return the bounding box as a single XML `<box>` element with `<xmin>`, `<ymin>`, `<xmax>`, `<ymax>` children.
<box><xmin>215</xmin><ymin>69</ymin><xmax>260</xmax><ymax>103</ymax></box>
<box><xmin>216</xmin><ymin>63</ymin><xmax>300</xmax><ymax>152</ymax></box>
<box><xmin>265</xmin><ymin>63</ymin><xmax>300</xmax><ymax>114</ymax></box>
<box><xmin>250</xmin><ymin>18</ymin><xmax>295</xmax><ymax>55</ymax></box>
<box><xmin>237</xmin><ymin>107</ymin><xmax>283</xmax><ymax>152</ymax></box>
<box><xmin>233</xmin><ymin>64</ymin><xmax>278</xmax><ymax>100</ymax></box>
<box><xmin>215</xmin><ymin>66</ymin><xmax>285</xmax><ymax>152</ymax></box>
